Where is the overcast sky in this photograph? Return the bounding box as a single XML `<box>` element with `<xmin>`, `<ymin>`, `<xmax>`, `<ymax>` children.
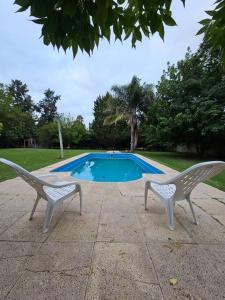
<box><xmin>0</xmin><ymin>1</ymin><xmax>212</xmax><ymax>125</ymax></box>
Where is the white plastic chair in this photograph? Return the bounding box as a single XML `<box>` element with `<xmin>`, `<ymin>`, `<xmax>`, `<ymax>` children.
<box><xmin>0</xmin><ymin>158</ymin><xmax>82</xmax><ymax>233</ymax></box>
<box><xmin>145</xmin><ymin>161</ymin><xmax>225</xmax><ymax>230</ymax></box>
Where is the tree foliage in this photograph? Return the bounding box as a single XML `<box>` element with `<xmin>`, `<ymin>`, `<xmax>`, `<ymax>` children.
<box><xmin>104</xmin><ymin>76</ymin><xmax>155</xmax><ymax>151</ymax></box>
<box><xmin>7</xmin><ymin>79</ymin><xmax>34</xmax><ymax>113</ymax></box>
<box><xmin>197</xmin><ymin>0</ymin><xmax>225</xmax><ymax>62</ymax></box>
<box><xmin>13</xmin><ymin>0</ymin><xmax>225</xmax><ymax>65</ymax></box>
<box><xmin>0</xmin><ymin>81</ymin><xmax>62</xmax><ymax>147</ymax></box>
<box><xmin>92</xmin><ymin>93</ymin><xmax>130</xmax><ymax>149</ymax></box>
<box><xmin>38</xmin><ymin>114</ymin><xmax>88</xmax><ymax>148</ymax></box>
<box><xmin>0</xmin><ymin>82</ymin><xmax>36</xmax><ymax>147</ymax></box>
<box><xmin>62</xmin><ymin>115</ymin><xmax>87</xmax><ymax>148</ymax></box>
<box><xmin>141</xmin><ymin>43</ymin><xmax>225</xmax><ymax>155</ymax></box>
<box><xmin>36</xmin><ymin>88</ymin><xmax>60</xmax><ymax>125</ymax></box>
<box><xmin>14</xmin><ymin>0</ymin><xmax>184</xmax><ymax>57</ymax></box>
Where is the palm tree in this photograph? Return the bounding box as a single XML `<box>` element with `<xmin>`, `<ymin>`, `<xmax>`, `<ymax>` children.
<box><xmin>104</xmin><ymin>76</ymin><xmax>155</xmax><ymax>152</ymax></box>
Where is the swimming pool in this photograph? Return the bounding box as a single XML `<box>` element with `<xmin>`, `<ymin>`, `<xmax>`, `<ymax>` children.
<box><xmin>52</xmin><ymin>153</ymin><xmax>163</xmax><ymax>182</ymax></box>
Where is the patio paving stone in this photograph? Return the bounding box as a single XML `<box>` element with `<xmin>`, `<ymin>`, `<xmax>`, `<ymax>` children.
<box><xmin>138</xmin><ymin>208</ymin><xmax>192</xmax><ymax>243</ymax></box>
<box><xmin>6</xmin><ymin>271</ymin><xmax>88</xmax><ymax>300</ymax></box>
<box><xmin>101</xmin><ymin>194</ymin><xmax>144</xmax><ymax>214</ymax></box>
<box><xmin>0</xmin><ymin>241</ymin><xmax>41</xmax><ymax>298</ymax></box>
<box><xmin>192</xmin><ymin>196</ymin><xmax>225</xmax><ymax>215</ymax></box>
<box><xmin>25</xmin><ymin>241</ymin><xmax>94</xmax><ymax>273</ymax></box>
<box><xmin>0</xmin><ymin>210</ymin><xmax>26</xmax><ymax>235</ymax></box>
<box><xmin>211</xmin><ymin>214</ymin><xmax>225</xmax><ymax>226</ymax></box>
<box><xmin>85</xmin><ymin>242</ymin><xmax>163</xmax><ymax>300</ymax></box>
<box><xmin>199</xmin><ymin>244</ymin><xmax>225</xmax><ymax>276</ymax></box>
<box><xmin>147</xmin><ymin>242</ymin><xmax>225</xmax><ymax>299</ymax></box>
<box><xmin>48</xmin><ymin>212</ymin><xmax>99</xmax><ymax>242</ymax></box>
<box><xmin>97</xmin><ymin>213</ymin><xmax>145</xmax><ymax>243</ymax></box>
<box><xmin>0</xmin><ymin>211</ymin><xmax>63</xmax><ymax>242</ymax></box>
<box><xmin>66</xmin><ymin>192</ymin><xmax>103</xmax><ymax>214</ymax></box>
<box><xmin>174</xmin><ymin>203</ymin><xmax>225</xmax><ymax>243</ymax></box>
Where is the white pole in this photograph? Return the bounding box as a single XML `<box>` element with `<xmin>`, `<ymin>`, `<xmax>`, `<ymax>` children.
<box><xmin>58</xmin><ymin>120</ymin><xmax>64</xmax><ymax>159</ymax></box>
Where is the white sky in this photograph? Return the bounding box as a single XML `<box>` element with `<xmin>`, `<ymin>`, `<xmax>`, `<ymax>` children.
<box><xmin>0</xmin><ymin>1</ymin><xmax>212</xmax><ymax>125</ymax></box>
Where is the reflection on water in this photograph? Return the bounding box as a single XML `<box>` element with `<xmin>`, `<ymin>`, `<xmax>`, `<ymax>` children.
<box><xmin>71</xmin><ymin>158</ymin><xmax>143</xmax><ymax>182</ymax></box>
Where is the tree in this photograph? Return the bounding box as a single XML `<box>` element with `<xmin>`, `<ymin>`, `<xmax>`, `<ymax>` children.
<box><xmin>38</xmin><ymin>122</ymin><xmax>59</xmax><ymax>148</ymax></box>
<box><xmin>14</xmin><ymin>0</ymin><xmax>182</xmax><ymax>57</ymax></box>
<box><xmin>14</xmin><ymin>0</ymin><xmax>225</xmax><ymax>64</ymax></box>
<box><xmin>62</xmin><ymin>115</ymin><xmax>87</xmax><ymax>148</ymax></box>
<box><xmin>76</xmin><ymin>115</ymin><xmax>84</xmax><ymax>123</ymax></box>
<box><xmin>36</xmin><ymin>89</ymin><xmax>60</xmax><ymax>125</ymax></box>
<box><xmin>0</xmin><ymin>82</ymin><xmax>36</xmax><ymax>147</ymax></box>
<box><xmin>92</xmin><ymin>93</ymin><xmax>129</xmax><ymax>149</ymax></box>
<box><xmin>197</xmin><ymin>0</ymin><xmax>225</xmax><ymax>63</ymax></box>
<box><xmin>7</xmin><ymin>79</ymin><xmax>34</xmax><ymax>113</ymax></box>
<box><xmin>104</xmin><ymin>76</ymin><xmax>155</xmax><ymax>152</ymax></box>
<box><xmin>0</xmin><ymin>123</ymin><xmax>3</xmax><ymax>136</ymax></box>
<box><xmin>142</xmin><ymin>43</ymin><xmax>225</xmax><ymax>156</ymax></box>
<box><xmin>71</xmin><ymin>116</ymin><xmax>87</xmax><ymax>146</ymax></box>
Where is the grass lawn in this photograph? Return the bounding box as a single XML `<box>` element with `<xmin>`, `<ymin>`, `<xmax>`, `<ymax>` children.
<box><xmin>138</xmin><ymin>151</ymin><xmax>225</xmax><ymax>192</ymax></box>
<box><xmin>0</xmin><ymin>148</ymin><xmax>99</xmax><ymax>182</ymax></box>
<box><xmin>0</xmin><ymin>148</ymin><xmax>224</xmax><ymax>192</ymax></box>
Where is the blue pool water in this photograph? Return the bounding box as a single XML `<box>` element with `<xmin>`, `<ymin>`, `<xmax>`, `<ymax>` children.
<box><xmin>52</xmin><ymin>153</ymin><xmax>163</xmax><ymax>182</ymax></box>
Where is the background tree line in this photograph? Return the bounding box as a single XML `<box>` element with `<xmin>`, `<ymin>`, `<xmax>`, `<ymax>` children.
<box><xmin>92</xmin><ymin>41</ymin><xmax>225</xmax><ymax>156</ymax></box>
<box><xmin>0</xmin><ymin>80</ymin><xmax>88</xmax><ymax>148</ymax></box>
<box><xmin>141</xmin><ymin>42</ymin><xmax>225</xmax><ymax>156</ymax></box>
<box><xmin>1</xmin><ymin>41</ymin><xmax>225</xmax><ymax>156</ymax></box>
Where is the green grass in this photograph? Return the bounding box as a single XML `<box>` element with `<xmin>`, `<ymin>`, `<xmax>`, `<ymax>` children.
<box><xmin>137</xmin><ymin>151</ymin><xmax>225</xmax><ymax>192</ymax></box>
<box><xmin>0</xmin><ymin>149</ymin><xmax>224</xmax><ymax>192</ymax></box>
<box><xmin>0</xmin><ymin>148</ymin><xmax>99</xmax><ymax>182</ymax></box>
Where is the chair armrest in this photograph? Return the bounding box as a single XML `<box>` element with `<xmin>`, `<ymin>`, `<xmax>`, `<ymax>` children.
<box><xmin>37</xmin><ymin>174</ymin><xmax>58</xmax><ymax>180</ymax></box>
<box><xmin>47</xmin><ymin>181</ymin><xmax>81</xmax><ymax>189</ymax></box>
<box><xmin>146</xmin><ymin>179</ymin><xmax>165</xmax><ymax>185</ymax></box>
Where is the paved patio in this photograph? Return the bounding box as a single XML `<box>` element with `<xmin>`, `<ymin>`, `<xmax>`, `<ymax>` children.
<box><xmin>1</xmin><ymin>154</ymin><xmax>225</xmax><ymax>299</ymax></box>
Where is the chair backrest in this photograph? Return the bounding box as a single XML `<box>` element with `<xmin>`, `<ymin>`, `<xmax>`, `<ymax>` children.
<box><xmin>166</xmin><ymin>161</ymin><xmax>225</xmax><ymax>199</ymax></box>
<box><xmin>0</xmin><ymin>158</ymin><xmax>48</xmax><ymax>197</ymax></box>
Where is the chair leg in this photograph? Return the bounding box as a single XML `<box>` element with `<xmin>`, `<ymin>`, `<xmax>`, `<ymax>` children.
<box><xmin>187</xmin><ymin>196</ymin><xmax>198</xmax><ymax>225</ymax></box>
<box><xmin>43</xmin><ymin>201</ymin><xmax>54</xmax><ymax>233</ymax></box>
<box><xmin>144</xmin><ymin>183</ymin><xmax>149</xmax><ymax>210</ymax></box>
<box><xmin>79</xmin><ymin>188</ymin><xmax>82</xmax><ymax>215</ymax></box>
<box><xmin>165</xmin><ymin>200</ymin><xmax>175</xmax><ymax>231</ymax></box>
<box><xmin>29</xmin><ymin>194</ymin><xmax>41</xmax><ymax>220</ymax></box>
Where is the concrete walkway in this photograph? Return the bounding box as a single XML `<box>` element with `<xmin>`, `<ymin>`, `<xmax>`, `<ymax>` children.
<box><xmin>0</xmin><ymin>155</ymin><xmax>225</xmax><ymax>299</ymax></box>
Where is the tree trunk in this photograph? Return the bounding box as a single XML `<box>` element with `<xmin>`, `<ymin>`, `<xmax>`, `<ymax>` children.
<box><xmin>134</xmin><ymin>125</ymin><xmax>138</xmax><ymax>149</ymax></box>
<box><xmin>130</xmin><ymin>122</ymin><xmax>135</xmax><ymax>152</ymax></box>
<box><xmin>57</xmin><ymin>120</ymin><xmax>64</xmax><ymax>159</ymax></box>
<box><xmin>130</xmin><ymin>110</ymin><xmax>136</xmax><ymax>152</ymax></box>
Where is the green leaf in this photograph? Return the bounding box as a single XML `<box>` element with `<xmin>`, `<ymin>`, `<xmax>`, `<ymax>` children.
<box><xmin>32</xmin><ymin>18</ymin><xmax>45</xmax><ymax>24</ymax></box>
<box><xmin>43</xmin><ymin>34</ymin><xmax>50</xmax><ymax>46</ymax></box>
<box><xmin>158</xmin><ymin>23</ymin><xmax>165</xmax><ymax>40</ymax></box>
<box><xmin>124</xmin><ymin>28</ymin><xmax>132</xmax><ymax>40</ymax></box>
<box><xmin>163</xmin><ymin>14</ymin><xmax>177</xmax><ymax>26</ymax></box>
<box><xmin>199</xmin><ymin>18</ymin><xmax>211</xmax><ymax>26</ymax></box>
<box><xmin>102</xmin><ymin>26</ymin><xmax>111</xmax><ymax>42</ymax></box>
<box><xmin>72</xmin><ymin>42</ymin><xmax>78</xmax><ymax>58</ymax></box>
<box><xmin>196</xmin><ymin>25</ymin><xmax>208</xmax><ymax>35</ymax></box>
<box><xmin>14</xmin><ymin>0</ymin><xmax>30</xmax><ymax>6</ymax></box>
<box><xmin>16</xmin><ymin>5</ymin><xmax>29</xmax><ymax>12</ymax></box>
<box><xmin>149</xmin><ymin>13</ymin><xmax>161</xmax><ymax>34</ymax></box>
<box><xmin>134</xmin><ymin>27</ymin><xmax>142</xmax><ymax>42</ymax></box>
<box><xmin>165</xmin><ymin>0</ymin><xmax>172</xmax><ymax>10</ymax></box>
<box><xmin>206</xmin><ymin>10</ymin><xmax>215</xmax><ymax>17</ymax></box>
<box><xmin>95</xmin><ymin>1</ymin><xmax>109</xmax><ymax>26</ymax></box>
<box><xmin>180</xmin><ymin>0</ymin><xmax>185</xmax><ymax>6</ymax></box>
<box><xmin>113</xmin><ymin>22</ymin><xmax>122</xmax><ymax>41</ymax></box>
